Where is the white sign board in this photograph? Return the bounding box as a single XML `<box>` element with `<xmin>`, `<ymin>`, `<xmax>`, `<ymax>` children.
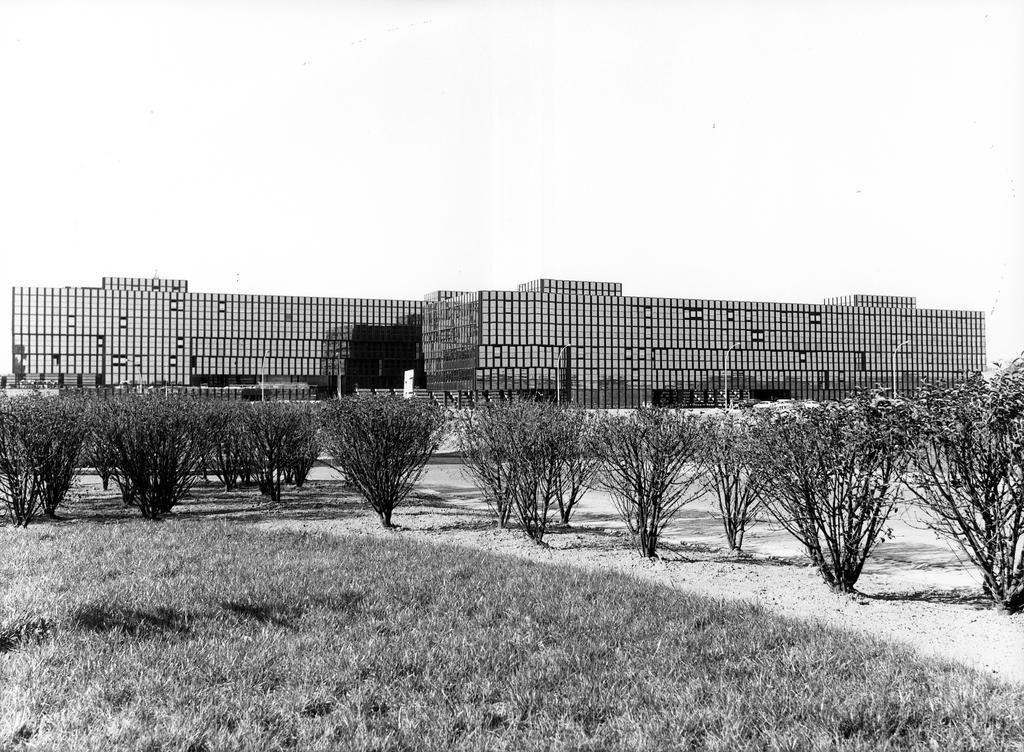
<box><xmin>403</xmin><ymin>369</ymin><xmax>415</xmax><ymax>398</ymax></box>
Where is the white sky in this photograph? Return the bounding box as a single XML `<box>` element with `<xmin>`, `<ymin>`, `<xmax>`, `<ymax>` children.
<box><xmin>2</xmin><ymin>0</ymin><xmax>1022</xmax><ymax>367</ymax></box>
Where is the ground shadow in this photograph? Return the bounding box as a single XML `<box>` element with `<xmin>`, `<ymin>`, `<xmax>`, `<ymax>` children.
<box><xmin>220</xmin><ymin>591</ymin><xmax>365</xmax><ymax>628</ymax></box>
<box><xmin>69</xmin><ymin>603</ymin><xmax>192</xmax><ymax>636</ymax></box>
<box><xmin>861</xmin><ymin>589</ymin><xmax>994</xmax><ymax>609</ymax></box>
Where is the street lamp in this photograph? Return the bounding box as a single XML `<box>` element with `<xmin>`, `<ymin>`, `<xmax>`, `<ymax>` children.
<box><xmin>724</xmin><ymin>342</ymin><xmax>741</xmax><ymax>409</ymax></box>
<box><xmin>892</xmin><ymin>339</ymin><xmax>911</xmax><ymax>398</ymax></box>
<box><xmin>556</xmin><ymin>343</ymin><xmax>573</xmax><ymax>405</ymax></box>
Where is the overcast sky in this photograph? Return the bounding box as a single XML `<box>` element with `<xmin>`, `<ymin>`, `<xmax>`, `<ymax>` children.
<box><xmin>2</xmin><ymin>0</ymin><xmax>1021</xmax><ymax>367</ymax></box>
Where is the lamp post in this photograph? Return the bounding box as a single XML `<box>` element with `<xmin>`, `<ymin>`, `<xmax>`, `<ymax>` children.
<box><xmin>892</xmin><ymin>339</ymin><xmax>911</xmax><ymax>398</ymax></box>
<box><xmin>556</xmin><ymin>343</ymin><xmax>573</xmax><ymax>405</ymax></box>
<box><xmin>724</xmin><ymin>342</ymin><xmax>741</xmax><ymax>409</ymax></box>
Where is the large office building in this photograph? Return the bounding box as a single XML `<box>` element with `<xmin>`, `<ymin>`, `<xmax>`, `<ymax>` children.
<box><xmin>12</xmin><ymin>276</ymin><xmax>985</xmax><ymax>407</ymax></box>
<box><xmin>11</xmin><ymin>277</ymin><xmax>424</xmax><ymax>396</ymax></box>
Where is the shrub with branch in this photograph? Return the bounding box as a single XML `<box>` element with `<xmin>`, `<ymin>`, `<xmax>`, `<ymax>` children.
<box><xmin>96</xmin><ymin>394</ymin><xmax>210</xmax><ymax>519</ymax></box>
<box><xmin>82</xmin><ymin>395</ymin><xmax>117</xmax><ymax>492</ymax></box>
<box><xmin>697</xmin><ymin>413</ymin><xmax>764</xmax><ymax>554</ymax></box>
<box><xmin>245</xmin><ymin>402</ymin><xmax>309</xmax><ymax>503</ymax></box>
<box><xmin>907</xmin><ymin>367</ymin><xmax>1024</xmax><ymax>613</ymax></box>
<box><xmin>284</xmin><ymin>404</ymin><xmax>320</xmax><ymax>488</ymax></box>
<box><xmin>320</xmin><ymin>396</ymin><xmax>447</xmax><ymax>528</ymax></box>
<box><xmin>550</xmin><ymin>407</ymin><xmax>602</xmax><ymax>526</ymax></box>
<box><xmin>14</xmin><ymin>393</ymin><xmax>90</xmax><ymax>519</ymax></box>
<box><xmin>206</xmin><ymin>401</ymin><xmax>254</xmax><ymax>492</ymax></box>
<box><xmin>751</xmin><ymin>394</ymin><xmax>913</xmax><ymax>594</ymax></box>
<box><xmin>458</xmin><ymin>402</ymin><xmax>601</xmax><ymax>542</ymax></box>
<box><xmin>0</xmin><ymin>397</ymin><xmax>46</xmax><ymax>527</ymax></box>
<box><xmin>592</xmin><ymin>407</ymin><xmax>706</xmax><ymax>558</ymax></box>
<box><xmin>456</xmin><ymin>405</ymin><xmax>518</xmax><ymax>528</ymax></box>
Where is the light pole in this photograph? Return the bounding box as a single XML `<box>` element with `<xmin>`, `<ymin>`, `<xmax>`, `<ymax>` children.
<box><xmin>724</xmin><ymin>342</ymin><xmax>741</xmax><ymax>408</ymax></box>
<box><xmin>892</xmin><ymin>339</ymin><xmax>911</xmax><ymax>398</ymax></box>
<box><xmin>556</xmin><ymin>343</ymin><xmax>573</xmax><ymax>405</ymax></box>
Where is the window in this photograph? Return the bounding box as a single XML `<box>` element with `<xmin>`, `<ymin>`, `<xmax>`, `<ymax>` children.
<box><xmin>218</xmin><ymin>301</ymin><xmax>227</xmax><ymax>313</ymax></box>
<box><xmin>810</xmin><ymin>312</ymin><xmax>822</xmax><ymax>325</ymax></box>
<box><xmin>67</xmin><ymin>315</ymin><xmax>76</xmax><ymax>328</ymax></box>
<box><xmin>170</xmin><ymin>299</ymin><xmax>180</xmax><ymax>311</ymax></box>
<box><xmin>96</xmin><ymin>335</ymin><xmax>105</xmax><ymax>348</ymax></box>
<box><xmin>176</xmin><ymin>337</ymin><xmax>184</xmax><ymax>348</ymax></box>
<box><xmin>169</xmin><ymin>356</ymin><xmax>178</xmax><ymax>367</ymax></box>
<box><xmin>751</xmin><ymin>329</ymin><xmax>765</xmax><ymax>343</ymax></box>
<box><xmin>52</xmin><ymin>354</ymin><xmax>61</xmax><ymax>365</ymax></box>
<box><xmin>119</xmin><ymin>316</ymin><xmax>128</xmax><ymax>328</ymax></box>
<box><xmin>799</xmin><ymin>351</ymin><xmax>807</xmax><ymax>363</ymax></box>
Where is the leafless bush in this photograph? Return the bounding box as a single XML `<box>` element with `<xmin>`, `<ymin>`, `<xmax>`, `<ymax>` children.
<box><xmin>458</xmin><ymin>402</ymin><xmax>600</xmax><ymax>541</ymax></box>
<box><xmin>81</xmin><ymin>395</ymin><xmax>117</xmax><ymax>491</ymax></box>
<box><xmin>285</xmin><ymin>404</ymin><xmax>320</xmax><ymax>488</ymax></box>
<box><xmin>0</xmin><ymin>397</ymin><xmax>45</xmax><ymax>527</ymax></box>
<box><xmin>751</xmin><ymin>394</ymin><xmax>913</xmax><ymax>594</ymax></box>
<box><xmin>550</xmin><ymin>407</ymin><xmax>603</xmax><ymax>525</ymax></box>
<box><xmin>320</xmin><ymin>396</ymin><xmax>447</xmax><ymax>527</ymax></box>
<box><xmin>206</xmin><ymin>401</ymin><xmax>254</xmax><ymax>492</ymax></box>
<box><xmin>7</xmin><ymin>393</ymin><xmax>90</xmax><ymax>519</ymax></box>
<box><xmin>592</xmin><ymin>407</ymin><xmax>705</xmax><ymax>558</ymax></box>
<box><xmin>245</xmin><ymin>402</ymin><xmax>309</xmax><ymax>503</ymax></box>
<box><xmin>95</xmin><ymin>394</ymin><xmax>210</xmax><ymax>519</ymax></box>
<box><xmin>907</xmin><ymin>367</ymin><xmax>1024</xmax><ymax>613</ymax></box>
<box><xmin>456</xmin><ymin>405</ymin><xmax>517</xmax><ymax>528</ymax></box>
<box><xmin>697</xmin><ymin>413</ymin><xmax>764</xmax><ymax>553</ymax></box>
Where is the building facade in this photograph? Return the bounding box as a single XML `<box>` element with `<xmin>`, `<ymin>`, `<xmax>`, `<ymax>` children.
<box><xmin>11</xmin><ymin>277</ymin><xmax>423</xmax><ymax>395</ymax></box>
<box><xmin>12</xmin><ymin>276</ymin><xmax>985</xmax><ymax>406</ymax></box>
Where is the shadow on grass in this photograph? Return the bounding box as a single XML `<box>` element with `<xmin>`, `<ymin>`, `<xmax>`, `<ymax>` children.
<box><xmin>57</xmin><ymin>479</ymin><xmax>370</xmax><ymax>526</ymax></box>
<box><xmin>69</xmin><ymin>603</ymin><xmax>192</xmax><ymax>637</ymax></box>
<box><xmin>220</xmin><ymin>591</ymin><xmax>365</xmax><ymax>629</ymax></box>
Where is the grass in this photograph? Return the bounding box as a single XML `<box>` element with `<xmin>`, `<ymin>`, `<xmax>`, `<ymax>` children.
<box><xmin>1</xmin><ymin>519</ymin><xmax>1023</xmax><ymax>751</ymax></box>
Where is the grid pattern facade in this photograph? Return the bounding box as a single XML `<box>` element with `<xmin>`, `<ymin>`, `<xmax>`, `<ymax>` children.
<box><xmin>12</xmin><ymin>277</ymin><xmax>985</xmax><ymax>407</ymax></box>
<box><xmin>102</xmin><ymin>276</ymin><xmax>189</xmax><ymax>293</ymax></box>
<box><xmin>12</xmin><ymin>279</ymin><xmax>422</xmax><ymax>391</ymax></box>
<box><xmin>423</xmin><ymin>280</ymin><xmax>986</xmax><ymax>407</ymax></box>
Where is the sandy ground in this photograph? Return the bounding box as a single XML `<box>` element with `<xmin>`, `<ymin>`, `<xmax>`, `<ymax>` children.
<box><xmin>242</xmin><ymin>461</ymin><xmax>1024</xmax><ymax>686</ymax></box>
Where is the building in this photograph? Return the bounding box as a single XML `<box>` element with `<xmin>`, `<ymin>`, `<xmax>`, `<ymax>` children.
<box><xmin>11</xmin><ymin>277</ymin><xmax>424</xmax><ymax>396</ymax></box>
<box><xmin>12</xmin><ymin>277</ymin><xmax>985</xmax><ymax>407</ymax></box>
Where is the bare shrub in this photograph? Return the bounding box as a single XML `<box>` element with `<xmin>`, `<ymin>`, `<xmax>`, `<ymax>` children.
<box><xmin>907</xmin><ymin>368</ymin><xmax>1024</xmax><ymax>613</ymax></box>
<box><xmin>458</xmin><ymin>402</ymin><xmax>600</xmax><ymax>541</ymax></box>
<box><xmin>0</xmin><ymin>397</ymin><xmax>46</xmax><ymax>527</ymax></box>
<box><xmin>320</xmin><ymin>396</ymin><xmax>447</xmax><ymax>528</ymax></box>
<box><xmin>245</xmin><ymin>402</ymin><xmax>309</xmax><ymax>503</ymax></box>
<box><xmin>697</xmin><ymin>413</ymin><xmax>764</xmax><ymax>554</ymax></box>
<box><xmin>96</xmin><ymin>394</ymin><xmax>210</xmax><ymax>519</ymax></box>
<box><xmin>752</xmin><ymin>394</ymin><xmax>913</xmax><ymax>594</ymax></box>
<box><xmin>10</xmin><ymin>393</ymin><xmax>90</xmax><ymax>519</ymax></box>
<box><xmin>206</xmin><ymin>401</ymin><xmax>254</xmax><ymax>492</ymax></box>
<box><xmin>592</xmin><ymin>407</ymin><xmax>705</xmax><ymax>558</ymax></box>
<box><xmin>456</xmin><ymin>405</ymin><xmax>517</xmax><ymax>528</ymax></box>
<box><xmin>550</xmin><ymin>408</ymin><xmax>602</xmax><ymax>526</ymax></box>
<box><xmin>82</xmin><ymin>395</ymin><xmax>117</xmax><ymax>492</ymax></box>
<box><xmin>286</xmin><ymin>404</ymin><xmax>320</xmax><ymax>488</ymax></box>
